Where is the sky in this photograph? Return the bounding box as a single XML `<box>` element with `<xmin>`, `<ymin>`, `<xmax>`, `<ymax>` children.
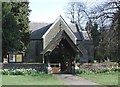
<box><xmin>29</xmin><ymin>0</ymin><xmax>104</xmax><ymax>23</ymax></box>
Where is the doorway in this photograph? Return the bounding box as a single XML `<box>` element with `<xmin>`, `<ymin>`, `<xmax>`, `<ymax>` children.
<box><xmin>47</xmin><ymin>38</ymin><xmax>76</xmax><ymax>73</ymax></box>
<box><xmin>42</xmin><ymin>31</ymin><xmax>80</xmax><ymax>74</ymax></box>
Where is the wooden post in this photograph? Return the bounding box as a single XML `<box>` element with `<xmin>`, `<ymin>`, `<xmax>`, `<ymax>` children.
<box><xmin>42</xmin><ymin>54</ymin><xmax>45</xmax><ymax>63</ymax></box>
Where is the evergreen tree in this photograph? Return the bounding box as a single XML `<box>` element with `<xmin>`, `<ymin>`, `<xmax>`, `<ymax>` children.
<box><xmin>2</xmin><ymin>2</ymin><xmax>31</xmax><ymax>57</ymax></box>
<box><xmin>85</xmin><ymin>20</ymin><xmax>100</xmax><ymax>61</ymax></box>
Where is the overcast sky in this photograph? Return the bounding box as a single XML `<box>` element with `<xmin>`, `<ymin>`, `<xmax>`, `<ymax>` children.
<box><xmin>29</xmin><ymin>0</ymin><xmax>104</xmax><ymax>23</ymax></box>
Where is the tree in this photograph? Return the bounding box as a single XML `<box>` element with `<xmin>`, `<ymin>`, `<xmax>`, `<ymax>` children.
<box><xmin>65</xmin><ymin>1</ymin><xmax>87</xmax><ymax>30</ymax></box>
<box><xmin>2</xmin><ymin>2</ymin><xmax>31</xmax><ymax>57</ymax></box>
<box><xmin>109</xmin><ymin>10</ymin><xmax>120</xmax><ymax>61</ymax></box>
<box><xmin>85</xmin><ymin>20</ymin><xmax>100</xmax><ymax>60</ymax></box>
<box><xmin>90</xmin><ymin>0</ymin><xmax>120</xmax><ymax>29</ymax></box>
<box><xmin>65</xmin><ymin>1</ymin><xmax>101</xmax><ymax>62</ymax></box>
<box><xmin>90</xmin><ymin>0</ymin><xmax>120</xmax><ymax>62</ymax></box>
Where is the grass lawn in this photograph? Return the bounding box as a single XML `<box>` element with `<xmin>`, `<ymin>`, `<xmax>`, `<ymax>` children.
<box><xmin>78</xmin><ymin>72</ymin><xmax>119</xmax><ymax>85</ymax></box>
<box><xmin>2</xmin><ymin>74</ymin><xmax>65</xmax><ymax>85</ymax></box>
<box><xmin>0</xmin><ymin>73</ymin><xmax>2</xmax><ymax>87</ymax></box>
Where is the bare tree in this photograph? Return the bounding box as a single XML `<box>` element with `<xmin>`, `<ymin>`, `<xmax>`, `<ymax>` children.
<box><xmin>65</xmin><ymin>1</ymin><xmax>89</xmax><ymax>30</ymax></box>
<box><xmin>90</xmin><ymin>0</ymin><xmax>120</xmax><ymax>30</ymax></box>
<box><xmin>65</xmin><ymin>2</ymin><xmax>76</xmax><ymax>23</ymax></box>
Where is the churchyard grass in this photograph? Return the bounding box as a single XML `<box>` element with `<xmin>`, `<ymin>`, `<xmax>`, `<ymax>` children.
<box><xmin>2</xmin><ymin>74</ymin><xmax>65</xmax><ymax>85</ymax></box>
<box><xmin>0</xmin><ymin>69</ymin><xmax>65</xmax><ymax>85</ymax></box>
<box><xmin>77</xmin><ymin>62</ymin><xmax>119</xmax><ymax>85</ymax></box>
<box><xmin>78</xmin><ymin>71</ymin><xmax>119</xmax><ymax>85</ymax></box>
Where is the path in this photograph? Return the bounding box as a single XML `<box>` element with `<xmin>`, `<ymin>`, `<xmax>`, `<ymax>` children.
<box><xmin>54</xmin><ymin>74</ymin><xmax>100</xmax><ymax>86</ymax></box>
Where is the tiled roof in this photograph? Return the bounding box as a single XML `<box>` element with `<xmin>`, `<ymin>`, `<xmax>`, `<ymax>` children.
<box><xmin>29</xmin><ymin>22</ymin><xmax>91</xmax><ymax>40</ymax></box>
<box><xmin>69</xmin><ymin>23</ymin><xmax>91</xmax><ymax>40</ymax></box>
<box><xmin>30</xmin><ymin>23</ymin><xmax>53</xmax><ymax>39</ymax></box>
<box><xmin>29</xmin><ymin>22</ymin><xmax>48</xmax><ymax>32</ymax></box>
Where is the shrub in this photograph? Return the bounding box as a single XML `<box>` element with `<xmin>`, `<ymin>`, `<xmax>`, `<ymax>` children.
<box><xmin>9</xmin><ymin>69</ymin><xmax>24</xmax><ymax>75</ymax></box>
<box><xmin>1</xmin><ymin>69</ymin><xmax>9</xmax><ymax>75</ymax></box>
<box><xmin>111</xmin><ymin>66</ymin><xmax>120</xmax><ymax>72</ymax></box>
<box><xmin>77</xmin><ymin>66</ymin><xmax>120</xmax><ymax>74</ymax></box>
<box><xmin>97</xmin><ymin>66</ymin><xmax>120</xmax><ymax>73</ymax></box>
<box><xmin>97</xmin><ymin>68</ymin><xmax>109</xmax><ymax>73</ymax></box>
<box><xmin>76</xmin><ymin>69</ymin><xmax>94</xmax><ymax>74</ymax></box>
<box><xmin>1</xmin><ymin>68</ymin><xmax>45</xmax><ymax>75</ymax></box>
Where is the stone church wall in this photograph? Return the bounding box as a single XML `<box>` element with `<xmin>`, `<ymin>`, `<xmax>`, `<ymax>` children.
<box><xmin>25</xmin><ymin>40</ymin><xmax>43</xmax><ymax>63</ymax></box>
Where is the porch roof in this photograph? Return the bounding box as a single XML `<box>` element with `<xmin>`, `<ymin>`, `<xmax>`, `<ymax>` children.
<box><xmin>41</xmin><ymin>30</ymin><xmax>79</xmax><ymax>54</ymax></box>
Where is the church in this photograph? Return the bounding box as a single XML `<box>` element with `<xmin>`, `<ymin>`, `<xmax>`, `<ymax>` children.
<box><xmin>25</xmin><ymin>15</ymin><xmax>94</xmax><ymax>73</ymax></box>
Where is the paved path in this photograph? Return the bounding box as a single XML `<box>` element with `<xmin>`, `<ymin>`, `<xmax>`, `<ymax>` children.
<box><xmin>54</xmin><ymin>74</ymin><xmax>100</xmax><ymax>86</ymax></box>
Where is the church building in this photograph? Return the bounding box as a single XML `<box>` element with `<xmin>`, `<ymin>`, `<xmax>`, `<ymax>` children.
<box><xmin>26</xmin><ymin>15</ymin><xmax>94</xmax><ymax>73</ymax></box>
